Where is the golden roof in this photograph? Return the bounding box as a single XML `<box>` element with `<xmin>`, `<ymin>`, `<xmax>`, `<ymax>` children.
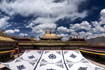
<box><xmin>31</xmin><ymin>38</ymin><xmax>36</xmax><ymax>41</ymax></box>
<box><xmin>0</xmin><ymin>36</ymin><xmax>15</xmax><ymax>42</ymax></box>
<box><xmin>40</xmin><ymin>33</ymin><xmax>61</xmax><ymax>40</ymax></box>
<box><xmin>45</xmin><ymin>33</ymin><xmax>56</xmax><ymax>37</ymax></box>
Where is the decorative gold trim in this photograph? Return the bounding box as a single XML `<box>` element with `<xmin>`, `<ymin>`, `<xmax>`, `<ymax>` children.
<box><xmin>0</xmin><ymin>50</ymin><xmax>15</xmax><ymax>54</ymax></box>
<box><xmin>77</xmin><ymin>49</ymin><xmax>105</xmax><ymax>56</ymax></box>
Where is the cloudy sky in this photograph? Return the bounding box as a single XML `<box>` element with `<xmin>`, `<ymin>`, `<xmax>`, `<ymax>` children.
<box><xmin>0</xmin><ymin>0</ymin><xmax>105</xmax><ymax>40</ymax></box>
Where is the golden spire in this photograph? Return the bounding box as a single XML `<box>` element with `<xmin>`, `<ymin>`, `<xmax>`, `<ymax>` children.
<box><xmin>2</xmin><ymin>28</ymin><xmax>5</xmax><ymax>36</ymax></box>
<box><xmin>30</xmin><ymin>35</ymin><xmax>34</xmax><ymax>39</ymax></box>
<box><xmin>54</xmin><ymin>30</ymin><xmax>56</xmax><ymax>34</ymax></box>
<box><xmin>24</xmin><ymin>34</ymin><xmax>26</xmax><ymax>38</ymax></box>
<box><xmin>70</xmin><ymin>36</ymin><xmax>72</xmax><ymax>39</ymax></box>
<box><xmin>49</xmin><ymin>28</ymin><xmax>52</xmax><ymax>34</ymax></box>
<box><xmin>45</xmin><ymin>30</ymin><xmax>47</xmax><ymax>34</ymax></box>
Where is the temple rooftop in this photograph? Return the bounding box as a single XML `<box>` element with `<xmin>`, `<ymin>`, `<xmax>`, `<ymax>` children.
<box><xmin>40</xmin><ymin>30</ymin><xmax>62</xmax><ymax>41</ymax></box>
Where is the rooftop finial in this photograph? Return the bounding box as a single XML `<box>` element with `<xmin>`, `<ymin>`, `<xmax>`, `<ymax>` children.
<box><xmin>2</xmin><ymin>28</ymin><xmax>5</xmax><ymax>36</ymax></box>
<box><xmin>53</xmin><ymin>29</ymin><xmax>56</xmax><ymax>34</ymax></box>
<box><xmin>24</xmin><ymin>34</ymin><xmax>26</xmax><ymax>38</ymax></box>
<box><xmin>45</xmin><ymin>30</ymin><xmax>47</xmax><ymax>34</ymax></box>
<box><xmin>49</xmin><ymin>28</ymin><xmax>52</xmax><ymax>34</ymax></box>
<box><xmin>30</xmin><ymin>35</ymin><xmax>34</xmax><ymax>39</ymax></box>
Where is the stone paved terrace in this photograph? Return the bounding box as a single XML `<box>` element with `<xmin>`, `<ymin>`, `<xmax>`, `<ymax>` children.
<box><xmin>0</xmin><ymin>50</ymin><xmax>105</xmax><ymax>70</ymax></box>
